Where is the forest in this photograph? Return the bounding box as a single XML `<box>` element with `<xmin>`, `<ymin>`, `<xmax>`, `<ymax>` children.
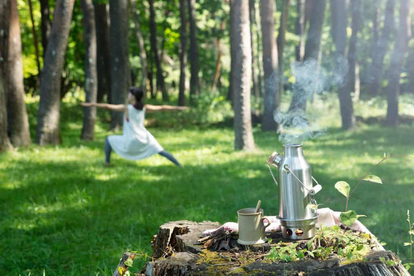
<box><xmin>1</xmin><ymin>0</ymin><xmax>414</xmax><ymax>275</ymax></box>
<box><xmin>1</xmin><ymin>0</ymin><xmax>413</xmax><ymax>149</ymax></box>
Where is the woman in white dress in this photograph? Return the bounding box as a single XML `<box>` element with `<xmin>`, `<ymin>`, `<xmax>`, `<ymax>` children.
<box><xmin>81</xmin><ymin>87</ymin><xmax>186</xmax><ymax>166</ymax></box>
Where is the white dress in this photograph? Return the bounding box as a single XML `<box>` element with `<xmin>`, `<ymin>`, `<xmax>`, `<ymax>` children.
<box><xmin>107</xmin><ymin>105</ymin><xmax>163</xmax><ymax>160</ymax></box>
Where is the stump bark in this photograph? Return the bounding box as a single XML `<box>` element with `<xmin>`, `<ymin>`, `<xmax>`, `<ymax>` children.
<box><xmin>141</xmin><ymin>221</ymin><xmax>410</xmax><ymax>276</ymax></box>
<box><xmin>151</xmin><ymin>220</ymin><xmax>221</xmax><ymax>259</ymax></box>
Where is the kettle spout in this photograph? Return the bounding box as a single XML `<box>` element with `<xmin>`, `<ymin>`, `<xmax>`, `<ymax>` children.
<box><xmin>267</xmin><ymin>152</ymin><xmax>282</xmax><ymax>167</ymax></box>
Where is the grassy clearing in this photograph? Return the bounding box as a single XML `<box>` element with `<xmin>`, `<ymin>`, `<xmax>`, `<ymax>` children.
<box><xmin>1</xmin><ymin>96</ymin><xmax>414</xmax><ymax>275</ymax></box>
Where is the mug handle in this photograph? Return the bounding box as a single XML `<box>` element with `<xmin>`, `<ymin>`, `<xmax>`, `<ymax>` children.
<box><xmin>262</xmin><ymin>216</ymin><xmax>271</xmax><ymax>230</ymax></box>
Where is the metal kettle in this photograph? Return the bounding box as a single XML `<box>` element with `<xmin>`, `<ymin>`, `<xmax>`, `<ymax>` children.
<box><xmin>267</xmin><ymin>144</ymin><xmax>322</xmax><ymax>240</ymax></box>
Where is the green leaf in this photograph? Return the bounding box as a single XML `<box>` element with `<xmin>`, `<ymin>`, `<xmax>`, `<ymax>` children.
<box><xmin>340</xmin><ymin>210</ymin><xmax>358</xmax><ymax>227</ymax></box>
<box><xmin>307</xmin><ymin>236</ymin><xmax>316</xmax><ymax>249</ymax></box>
<box><xmin>363</xmin><ymin>175</ymin><xmax>383</xmax><ymax>184</ymax></box>
<box><xmin>335</xmin><ymin>181</ymin><xmax>350</xmax><ymax>198</ymax></box>
<box><xmin>124</xmin><ymin>257</ymin><xmax>133</xmax><ymax>267</ymax></box>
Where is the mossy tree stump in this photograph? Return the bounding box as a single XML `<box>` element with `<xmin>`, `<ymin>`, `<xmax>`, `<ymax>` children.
<box><xmin>140</xmin><ymin>220</ymin><xmax>410</xmax><ymax>275</ymax></box>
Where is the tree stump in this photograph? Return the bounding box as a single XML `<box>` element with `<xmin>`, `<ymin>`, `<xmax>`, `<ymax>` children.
<box><xmin>140</xmin><ymin>221</ymin><xmax>410</xmax><ymax>276</ymax></box>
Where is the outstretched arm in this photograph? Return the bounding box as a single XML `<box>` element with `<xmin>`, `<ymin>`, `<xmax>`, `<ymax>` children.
<box><xmin>80</xmin><ymin>102</ymin><xmax>127</xmax><ymax>112</ymax></box>
<box><xmin>145</xmin><ymin>104</ymin><xmax>189</xmax><ymax>113</ymax></box>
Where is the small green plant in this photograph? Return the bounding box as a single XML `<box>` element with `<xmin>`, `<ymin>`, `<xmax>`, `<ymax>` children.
<box><xmin>403</xmin><ymin>210</ymin><xmax>414</xmax><ymax>271</ymax></box>
<box><xmin>334</xmin><ymin>154</ymin><xmax>414</xmax><ymax>227</ymax></box>
<box><xmin>266</xmin><ymin>226</ymin><xmax>372</xmax><ymax>264</ymax></box>
<box><xmin>267</xmin><ymin>242</ymin><xmax>305</xmax><ymax>262</ymax></box>
<box><xmin>334</xmin><ymin>173</ymin><xmax>382</xmax><ymax>226</ymax></box>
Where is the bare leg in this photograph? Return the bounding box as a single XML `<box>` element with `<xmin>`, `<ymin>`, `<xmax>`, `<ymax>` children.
<box><xmin>158</xmin><ymin>150</ymin><xmax>182</xmax><ymax>167</ymax></box>
<box><xmin>105</xmin><ymin>137</ymin><xmax>112</xmax><ymax>165</ymax></box>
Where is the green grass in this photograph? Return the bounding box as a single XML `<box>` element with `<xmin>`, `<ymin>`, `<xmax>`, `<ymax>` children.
<box><xmin>1</xmin><ymin>97</ymin><xmax>414</xmax><ymax>275</ymax></box>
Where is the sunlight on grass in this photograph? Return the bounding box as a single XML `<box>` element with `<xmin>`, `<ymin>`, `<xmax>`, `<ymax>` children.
<box><xmin>94</xmin><ymin>173</ymin><xmax>120</xmax><ymax>181</ymax></box>
<box><xmin>67</xmin><ymin>122</ymin><xmax>82</xmax><ymax>130</ymax></box>
<box><xmin>1</xmin><ymin>181</ymin><xmax>21</xmax><ymax>190</ymax></box>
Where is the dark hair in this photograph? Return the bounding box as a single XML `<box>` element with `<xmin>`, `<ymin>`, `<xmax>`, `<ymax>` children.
<box><xmin>129</xmin><ymin>87</ymin><xmax>144</xmax><ymax>110</ymax></box>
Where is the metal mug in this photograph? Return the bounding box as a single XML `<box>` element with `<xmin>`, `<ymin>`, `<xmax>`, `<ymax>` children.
<box><xmin>237</xmin><ymin>208</ymin><xmax>270</xmax><ymax>245</ymax></box>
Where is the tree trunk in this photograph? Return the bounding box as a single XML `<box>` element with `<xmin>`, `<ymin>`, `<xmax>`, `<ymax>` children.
<box><xmin>249</xmin><ymin>0</ymin><xmax>259</xmax><ymax>98</ymax></box>
<box><xmin>0</xmin><ymin>76</ymin><xmax>12</xmax><ymax>152</ymax></box>
<box><xmin>212</xmin><ymin>21</ymin><xmax>225</xmax><ymax>93</ymax></box>
<box><xmin>160</xmin><ymin>8</ymin><xmax>171</xmax><ymax>69</ymax></box>
<box><xmin>368</xmin><ymin>0</ymin><xmax>395</xmax><ymax>96</ymax></box>
<box><xmin>231</xmin><ymin>0</ymin><xmax>255</xmax><ymax>150</ymax></box>
<box><xmin>149</xmin><ymin>59</ymin><xmax>155</xmax><ymax>98</ymax></box>
<box><xmin>331</xmin><ymin>0</ymin><xmax>356</xmax><ymax>130</ymax></box>
<box><xmin>36</xmin><ymin>0</ymin><xmax>75</xmax><ymax>145</ymax></box>
<box><xmin>149</xmin><ymin>0</ymin><xmax>169</xmax><ymax>101</ymax></box>
<box><xmin>330</xmin><ymin>0</ymin><xmax>347</xmax><ymax>55</ymax></box>
<box><xmin>254</xmin><ymin>0</ymin><xmax>263</xmax><ymax>97</ymax></box>
<box><xmin>80</xmin><ymin>0</ymin><xmax>97</xmax><ymax>140</ymax></box>
<box><xmin>260</xmin><ymin>0</ymin><xmax>279</xmax><ymax>131</ymax></box>
<box><xmin>130</xmin><ymin>0</ymin><xmax>148</xmax><ymax>98</ymax></box>
<box><xmin>6</xmin><ymin>0</ymin><xmax>31</xmax><ymax>147</ymax></box>
<box><xmin>386</xmin><ymin>0</ymin><xmax>410</xmax><ymax>126</ymax></box>
<box><xmin>95</xmin><ymin>2</ymin><xmax>111</xmax><ymax>103</ymax></box>
<box><xmin>406</xmin><ymin>47</ymin><xmax>414</xmax><ymax>93</ymax></box>
<box><xmin>178</xmin><ymin>0</ymin><xmax>187</xmax><ymax>106</ymax></box>
<box><xmin>295</xmin><ymin>0</ymin><xmax>306</xmax><ymax>62</ymax></box>
<box><xmin>0</xmin><ymin>0</ymin><xmax>13</xmax><ymax>152</ymax></box>
<box><xmin>303</xmin><ymin>0</ymin><xmax>327</xmax><ymax>61</ymax></box>
<box><xmin>228</xmin><ymin>0</ymin><xmax>235</xmax><ymax>103</ymax></box>
<box><xmin>109</xmin><ymin>0</ymin><xmax>131</xmax><ymax>130</ymax></box>
<box><xmin>348</xmin><ymin>0</ymin><xmax>361</xmax><ymax>101</ymax></box>
<box><xmin>289</xmin><ymin>0</ymin><xmax>326</xmax><ymax>113</ymax></box>
<box><xmin>187</xmin><ymin>0</ymin><xmax>200</xmax><ymax>100</ymax></box>
<box><xmin>304</xmin><ymin>0</ymin><xmax>313</xmax><ymax>24</ymax></box>
<box><xmin>371</xmin><ymin>5</ymin><xmax>380</xmax><ymax>59</ymax></box>
<box><xmin>40</xmin><ymin>0</ymin><xmax>51</xmax><ymax>57</ymax></box>
<box><xmin>277</xmin><ymin>0</ymin><xmax>290</xmax><ymax>93</ymax></box>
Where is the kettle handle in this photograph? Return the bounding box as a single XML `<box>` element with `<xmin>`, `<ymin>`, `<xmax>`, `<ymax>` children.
<box><xmin>309</xmin><ymin>177</ymin><xmax>323</xmax><ymax>195</ymax></box>
<box><xmin>267</xmin><ymin>163</ymin><xmax>279</xmax><ymax>187</ymax></box>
